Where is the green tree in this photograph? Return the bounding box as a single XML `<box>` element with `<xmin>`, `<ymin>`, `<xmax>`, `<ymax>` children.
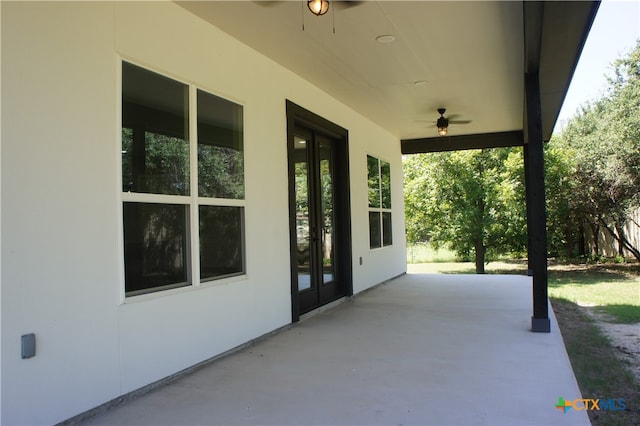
<box><xmin>403</xmin><ymin>147</ymin><xmax>527</xmax><ymax>273</ymax></box>
<box><xmin>544</xmin><ymin>138</ymin><xmax>584</xmax><ymax>258</ymax></box>
<box><xmin>550</xmin><ymin>40</ymin><xmax>640</xmax><ymax>261</ymax></box>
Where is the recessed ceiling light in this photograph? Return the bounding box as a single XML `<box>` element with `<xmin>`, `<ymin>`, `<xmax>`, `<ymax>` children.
<box><xmin>376</xmin><ymin>35</ymin><xmax>395</xmax><ymax>43</ymax></box>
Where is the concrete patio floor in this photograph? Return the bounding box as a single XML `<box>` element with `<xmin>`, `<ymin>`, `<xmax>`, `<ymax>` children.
<box><xmin>80</xmin><ymin>272</ymin><xmax>589</xmax><ymax>426</ymax></box>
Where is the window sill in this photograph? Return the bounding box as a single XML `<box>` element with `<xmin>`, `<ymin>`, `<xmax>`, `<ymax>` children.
<box><xmin>369</xmin><ymin>245</ymin><xmax>393</xmax><ymax>252</ymax></box>
<box><xmin>122</xmin><ymin>273</ymin><xmax>249</xmax><ymax>305</ymax></box>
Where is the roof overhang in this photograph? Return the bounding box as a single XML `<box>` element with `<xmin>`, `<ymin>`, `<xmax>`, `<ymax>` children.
<box><xmin>178</xmin><ymin>1</ymin><xmax>599</xmax><ymax>152</ymax></box>
<box><xmin>402</xmin><ymin>1</ymin><xmax>598</xmax><ymax>154</ymax></box>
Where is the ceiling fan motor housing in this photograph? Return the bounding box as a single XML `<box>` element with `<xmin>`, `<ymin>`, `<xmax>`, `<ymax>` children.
<box><xmin>437</xmin><ymin>108</ymin><xmax>448</xmax><ymax>128</ymax></box>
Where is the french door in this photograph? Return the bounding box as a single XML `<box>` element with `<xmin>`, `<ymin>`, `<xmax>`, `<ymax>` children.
<box><xmin>287</xmin><ymin>102</ymin><xmax>352</xmax><ymax>320</ymax></box>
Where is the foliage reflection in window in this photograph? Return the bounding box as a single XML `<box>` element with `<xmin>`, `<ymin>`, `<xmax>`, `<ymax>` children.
<box><xmin>122</xmin><ymin>61</ymin><xmax>245</xmax><ymax>296</ymax></box>
<box><xmin>121</xmin><ymin>62</ymin><xmax>189</xmax><ymax>195</ymax></box>
<box><xmin>199</xmin><ymin>206</ymin><xmax>244</xmax><ymax>281</ymax></box>
<box><xmin>123</xmin><ymin>203</ymin><xmax>188</xmax><ymax>295</ymax></box>
<box><xmin>197</xmin><ymin>90</ymin><xmax>244</xmax><ymax>199</ymax></box>
<box><xmin>367</xmin><ymin>155</ymin><xmax>392</xmax><ymax>249</ymax></box>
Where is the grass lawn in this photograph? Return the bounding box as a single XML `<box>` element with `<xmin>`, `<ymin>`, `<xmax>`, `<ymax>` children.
<box><xmin>548</xmin><ymin>262</ymin><xmax>640</xmax><ymax>425</ymax></box>
<box><xmin>552</xmin><ymin>299</ymin><xmax>640</xmax><ymax>426</ymax></box>
<box><xmin>548</xmin><ymin>263</ymin><xmax>640</xmax><ymax>323</ymax></box>
<box><xmin>406</xmin><ymin>243</ymin><xmax>458</xmax><ymax>264</ymax></box>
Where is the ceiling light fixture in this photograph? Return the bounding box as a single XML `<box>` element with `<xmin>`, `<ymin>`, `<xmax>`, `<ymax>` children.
<box><xmin>308</xmin><ymin>0</ymin><xmax>329</xmax><ymax>16</ymax></box>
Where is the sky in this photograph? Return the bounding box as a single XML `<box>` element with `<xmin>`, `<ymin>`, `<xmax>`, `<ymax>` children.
<box><xmin>554</xmin><ymin>0</ymin><xmax>640</xmax><ymax>133</ymax></box>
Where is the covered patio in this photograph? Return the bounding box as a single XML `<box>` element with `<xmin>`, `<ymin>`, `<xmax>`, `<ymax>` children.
<box><xmin>1</xmin><ymin>2</ymin><xmax>600</xmax><ymax>423</ymax></box>
<box><xmin>79</xmin><ymin>272</ymin><xmax>587</xmax><ymax>426</ymax></box>
<box><xmin>181</xmin><ymin>0</ymin><xmax>601</xmax><ymax>332</ymax></box>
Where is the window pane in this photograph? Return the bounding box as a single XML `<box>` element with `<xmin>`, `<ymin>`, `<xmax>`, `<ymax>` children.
<box><xmin>198</xmin><ymin>90</ymin><xmax>244</xmax><ymax>199</ymax></box>
<box><xmin>122</xmin><ymin>62</ymin><xmax>189</xmax><ymax>195</ymax></box>
<box><xmin>367</xmin><ymin>155</ymin><xmax>380</xmax><ymax>208</ymax></box>
<box><xmin>199</xmin><ymin>206</ymin><xmax>245</xmax><ymax>280</ymax></box>
<box><xmin>369</xmin><ymin>211</ymin><xmax>381</xmax><ymax>249</ymax></box>
<box><xmin>123</xmin><ymin>203</ymin><xmax>189</xmax><ymax>295</ymax></box>
<box><xmin>382</xmin><ymin>212</ymin><xmax>393</xmax><ymax>246</ymax></box>
<box><xmin>381</xmin><ymin>161</ymin><xmax>391</xmax><ymax>209</ymax></box>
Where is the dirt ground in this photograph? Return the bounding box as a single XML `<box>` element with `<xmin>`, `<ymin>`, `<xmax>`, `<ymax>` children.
<box><xmin>552</xmin><ymin>299</ymin><xmax>640</xmax><ymax>425</ymax></box>
<box><xmin>583</xmin><ymin>307</ymin><xmax>640</xmax><ymax>384</ymax></box>
<box><xmin>548</xmin><ymin>262</ymin><xmax>640</xmax><ymax>385</ymax></box>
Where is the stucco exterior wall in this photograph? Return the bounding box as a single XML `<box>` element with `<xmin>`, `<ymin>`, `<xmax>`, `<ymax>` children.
<box><xmin>1</xmin><ymin>2</ymin><xmax>406</xmax><ymax>424</ymax></box>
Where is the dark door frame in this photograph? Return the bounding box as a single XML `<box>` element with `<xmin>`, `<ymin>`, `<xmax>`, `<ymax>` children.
<box><xmin>286</xmin><ymin>100</ymin><xmax>353</xmax><ymax>322</ymax></box>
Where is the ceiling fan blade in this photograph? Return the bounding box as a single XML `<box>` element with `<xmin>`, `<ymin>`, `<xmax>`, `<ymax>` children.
<box><xmin>449</xmin><ymin>120</ymin><xmax>472</xmax><ymax>125</ymax></box>
<box><xmin>335</xmin><ymin>1</ymin><xmax>366</xmax><ymax>9</ymax></box>
<box><xmin>414</xmin><ymin>120</ymin><xmax>437</xmax><ymax>127</ymax></box>
<box><xmin>252</xmin><ymin>1</ymin><xmax>283</xmax><ymax>7</ymax></box>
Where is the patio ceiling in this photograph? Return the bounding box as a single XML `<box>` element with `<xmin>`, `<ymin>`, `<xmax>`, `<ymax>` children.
<box><xmin>179</xmin><ymin>1</ymin><xmax>598</xmax><ymax>143</ymax></box>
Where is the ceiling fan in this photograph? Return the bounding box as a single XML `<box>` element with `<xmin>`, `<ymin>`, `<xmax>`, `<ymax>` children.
<box><xmin>254</xmin><ymin>1</ymin><xmax>365</xmax><ymax>32</ymax></box>
<box><xmin>255</xmin><ymin>1</ymin><xmax>364</xmax><ymax>14</ymax></box>
<box><xmin>306</xmin><ymin>0</ymin><xmax>364</xmax><ymax>15</ymax></box>
<box><xmin>434</xmin><ymin>108</ymin><xmax>471</xmax><ymax>136</ymax></box>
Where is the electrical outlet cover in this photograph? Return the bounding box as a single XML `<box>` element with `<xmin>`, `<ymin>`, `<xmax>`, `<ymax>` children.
<box><xmin>21</xmin><ymin>334</ymin><xmax>36</xmax><ymax>359</ymax></box>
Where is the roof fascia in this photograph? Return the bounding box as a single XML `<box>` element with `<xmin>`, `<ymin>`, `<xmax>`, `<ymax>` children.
<box><xmin>401</xmin><ymin>131</ymin><xmax>524</xmax><ymax>154</ymax></box>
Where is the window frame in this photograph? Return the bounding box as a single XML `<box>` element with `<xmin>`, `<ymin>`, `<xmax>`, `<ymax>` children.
<box><xmin>119</xmin><ymin>59</ymin><xmax>247</xmax><ymax>299</ymax></box>
<box><xmin>367</xmin><ymin>154</ymin><xmax>392</xmax><ymax>250</ymax></box>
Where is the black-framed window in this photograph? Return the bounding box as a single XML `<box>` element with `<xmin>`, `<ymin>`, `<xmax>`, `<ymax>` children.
<box><xmin>367</xmin><ymin>155</ymin><xmax>392</xmax><ymax>249</ymax></box>
<box><xmin>122</xmin><ymin>61</ymin><xmax>245</xmax><ymax>296</ymax></box>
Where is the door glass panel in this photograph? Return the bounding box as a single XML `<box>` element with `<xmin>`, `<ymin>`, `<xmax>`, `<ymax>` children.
<box><xmin>294</xmin><ymin>136</ymin><xmax>311</xmax><ymax>291</ymax></box>
<box><xmin>319</xmin><ymin>141</ymin><xmax>335</xmax><ymax>285</ymax></box>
